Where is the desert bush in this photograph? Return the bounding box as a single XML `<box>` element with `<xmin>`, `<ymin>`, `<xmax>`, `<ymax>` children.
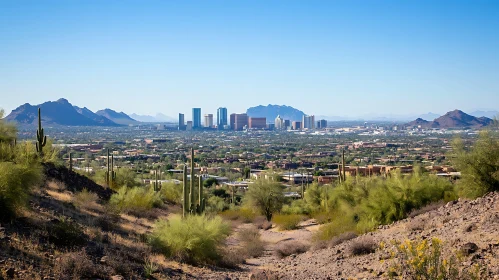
<box><xmin>274</xmin><ymin>241</ymin><xmax>310</xmax><ymax>258</ymax></box>
<box><xmin>219</xmin><ymin>207</ymin><xmax>257</xmax><ymax>223</ymax></box>
<box><xmin>159</xmin><ymin>182</ymin><xmax>182</xmax><ymax>204</ymax></box>
<box><xmin>206</xmin><ymin>195</ymin><xmax>229</xmax><ymax>213</ymax></box>
<box><xmin>313</xmin><ymin>211</ymin><xmax>357</xmax><ymax>241</ymax></box>
<box><xmin>272</xmin><ymin>214</ymin><xmax>305</xmax><ymax>230</ymax></box>
<box><xmin>347</xmin><ymin>236</ymin><xmax>376</xmax><ymax>256</ymax></box>
<box><xmin>0</xmin><ymin>161</ymin><xmax>43</xmax><ymax>220</ymax></box>
<box><xmin>406</xmin><ymin>218</ymin><xmax>426</xmax><ymax>231</ymax></box>
<box><xmin>54</xmin><ymin>250</ymin><xmax>95</xmax><ymax>280</ymax></box>
<box><xmin>73</xmin><ymin>188</ymin><xmax>99</xmax><ymax>209</ymax></box>
<box><xmin>254</xmin><ymin>216</ymin><xmax>272</xmax><ymax>230</ymax></box>
<box><xmin>48</xmin><ymin>217</ymin><xmax>86</xmax><ymax>247</ymax></box>
<box><xmin>281</xmin><ymin>199</ymin><xmax>314</xmax><ymax>215</ymax></box>
<box><xmin>311</xmin><ymin>211</ymin><xmax>334</xmax><ymax>224</ymax></box>
<box><xmin>329</xmin><ymin>231</ymin><xmax>358</xmax><ymax>247</ymax></box>
<box><xmin>238</xmin><ymin>226</ymin><xmax>266</xmax><ymax>258</ymax></box>
<box><xmin>149</xmin><ymin>214</ymin><xmax>231</xmax><ymax>265</ymax></box>
<box><xmin>451</xmin><ymin>131</ymin><xmax>499</xmax><ymax>198</ymax></box>
<box><xmin>110</xmin><ymin>186</ymin><xmax>162</xmax><ymax>214</ymax></box>
<box><xmin>388</xmin><ymin>238</ymin><xmax>488</xmax><ymax>280</ymax></box>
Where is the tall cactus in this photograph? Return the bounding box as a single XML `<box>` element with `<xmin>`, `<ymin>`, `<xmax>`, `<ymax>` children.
<box><xmin>36</xmin><ymin>108</ymin><xmax>47</xmax><ymax>156</ymax></box>
<box><xmin>182</xmin><ymin>164</ymin><xmax>188</xmax><ymax>218</ymax></box>
<box><xmin>153</xmin><ymin>168</ymin><xmax>161</xmax><ymax>191</ymax></box>
<box><xmin>69</xmin><ymin>152</ymin><xmax>73</xmax><ymax>171</ymax></box>
<box><xmin>182</xmin><ymin>148</ymin><xmax>205</xmax><ymax>217</ymax></box>
<box><xmin>189</xmin><ymin>148</ymin><xmax>195</xmax><ymax>213</ymax></box>
<box><xmin>105</xmin><ymin>149</ymin><xmax>116</xmax><ymax>188</ymax></box>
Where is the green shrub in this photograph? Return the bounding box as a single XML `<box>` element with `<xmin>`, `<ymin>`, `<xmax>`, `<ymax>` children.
<box><xmin>219</xmin><ymin>207</ymin><xmax>257</xmax><ymax>223</ymax></box>
<box><xmin>110</xmin><ymin>186</ymin><xmax>162</xmax><ymax>214</ymax></box>
<box><xmin>281</xmin><ymin>199</ymin><xmax>313</xmax><ymax>215</ymax></box>
<box><xmin>149</xmin><ymin>215</ymin><xmax>231</xmax><ymax>264</ymax></box>
<box><xmin>272</xmin><ymin>214</ymin><xmax>305</xmax><ymax>230</ymax></box>
<box><xmin>244</xmin><ymin>178</ymin><xmax>285</xmax><ymax>221</ymax></box>
<box><xmin>0</xmin><ymin>161</ymin><xmax>43</xmax><ymax>220</ymax></box>
<box><xmin>73</xmin><ymin>188</ymin><xmax>99</xmax><ymax>209</ymax></box>
<box><xmin>159</xmin><ymin>182</ymin><xmax>182</xmax><ymax>204</ymax></box>
<box><xmin>314</xmin><ymin>211</ymin><xmax>357</xmax><ymax>241</ymax></box>
<box><xmin>206</xmin><ymin>196</ymin><xmax>229</xmax><ymax>213</ymax></box>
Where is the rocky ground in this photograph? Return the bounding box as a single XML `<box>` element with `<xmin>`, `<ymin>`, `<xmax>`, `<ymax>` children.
<box><xmin>1</xmin><ymin>165</ymin><xmax>498</xmax><ymax>279</ymax></box>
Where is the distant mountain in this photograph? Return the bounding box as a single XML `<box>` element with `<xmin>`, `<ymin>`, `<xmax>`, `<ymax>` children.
<box><xmin>73</xmin><ymin>106</ymin><xmax>118</xmax><ymax>126</ymax></box>
<box><xmin>247</xmin><ymin>104</ymin><xmax>306</xmax><ymax>122</ymax></box>
<box><xmin>96</xmin><ymin>109</ymin><xmax>138</xmax><ymax>125</ymax></box>
<box><xmin>406</xmin><ymin>110</ymin><xmax>492</xmax><ymax>129</ymax></box>
<box><xmin>5</xmin><ymin>98</ymin><xmax>121</xmax><ymax>126</ymax></box>
<box><xmin>129</xmin><ymin>113</ymin><xmax>176</xmax><ymax>123</ymax></box>
<box><xmin>470</xmin><ymin>110</ymin><xmax>499</xmax><ymax>119</ymax></box>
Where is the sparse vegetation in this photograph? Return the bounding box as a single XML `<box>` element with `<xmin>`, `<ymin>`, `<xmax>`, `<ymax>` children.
<box><xmin>347</xmin><ymin>236</ymin><xmax>376</xmax><ymax>256</ymax></box>
<box><xmin>109</xmin><ymin>186</ymin><xmax>162</xmax><ymax>214</ymax></box>
<box><xmin>149</xmin><ymin>214</ymin><xmax>231</xmax><ymax>265</ymax></box>
<box><xmin>272</xmin><ymin>214</ymin><xmax>304</xmax><ymax>230</ymax></box>
<box><xmin>274</xmin><ymin>241</ymin><xmax>310</xmax><ymax>258</ymax></box>
<box><xmin>237</xmin><ymin>226</ymin><xmax>266</xmax><ymax>258</ymax></box>
<box><xmin>73</xmin><ymin>188</ymin><xmax>99</xmax><ymax>209</ymax></box>
<box><xmin>388</xmin><ymin>238</ymin><xmax>488</xmax><ymax>280</ymax></box>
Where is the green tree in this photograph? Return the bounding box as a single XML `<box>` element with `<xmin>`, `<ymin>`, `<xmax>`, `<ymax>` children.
<box><xmin>245</xmin><ymin>178</ymin><xmax>284</xmax><ymax>221</ymax></box>
<box><xmin>203</xmin><ymin>177</ymin><xmax>217</xmax><ymax>188</ymax></box>
<box><xmin>451</xmin><ymin>131</ymin><xmax>499</xmax><ymax>198</ymax></box>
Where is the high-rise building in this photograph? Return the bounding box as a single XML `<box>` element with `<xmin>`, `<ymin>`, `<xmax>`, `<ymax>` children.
<box><xmin>178</xmin><ymin>113</ymin><xmax>185</xmax><ymax>130</ymax></box>
<box><xmin>186</xmin><ymin>121</ymin><xmax>193</xmax><ymax>131</ymax></box>
<box><xmin>230</xmin><ymin>113</ymin><xmax>236</xmax><ymax>130</ymax></box>
<box><xmin>233</xmin><ymin>113</ymin><xmax>248</xmax><ymax>131</ymax></box>
<box><xmin>204</xmin><ymin>114</ymin><xmax>213</xmax><ymax>128</ymax></box>
<box><xmin>317</xmin><ymin>119</ymin><xmax>327</xmax><ymax>129</ymax></box>
<box><xmin>192</xmin><ymin>108</ymin><xmax>201</xmax><ymax>128</ymax></box>
<box><xmin>217</xmin><ymin>107</ymin><xmax>228</xmax><ymax>129</ymax></box>
<box><xmin>302</xmin><ymin>115</ymin><xmax>315</xmax><ymax>129</ymax></box>
<box><xmin>284</xmin><ymin>120</ymin><xmax>290</xmax><ymax>129</ymax></box>
<box><xmin>249</xmin><ymin>117</ymin><xmax>266</xmax><ymax>129</ymax></box>
<box><xmin>292</xmin><ymin>121</ymin><xmax>302</xmax><ymax>130</ymax></box>
<box><xmin>275</xmin><ymin>115</ymin><xmax>284</xmax><ymax>130</ymax></box>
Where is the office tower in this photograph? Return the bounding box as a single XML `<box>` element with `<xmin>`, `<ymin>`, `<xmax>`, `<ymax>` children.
<box><xmin>284</xmin><ymin>119</ymin><xmax>290</xmax><ymax>129</ymax></box>
<box><xmin>178</xmin><ymin>113</ymin><xmax>185</xmax><ymax>130</ymax></box>
<box><xmin>302</xmin><ymin>115</ymin><xmax>315</xmax><ymax>129</ymax></box>
<box><xmin>317</xmin><ymin>119</ymin><xmax>327</xmax><ymax>128</ymax></box>
<box><xmin>230</xmin><ymin>113</ymin><xmax>236</xmax><ymax>130</ymax></box>
<box><xmin>249</xmin><ymin>117</ymin><xmax>266</xmax><ymax>129</ymax></box>
<box><xmin>192</xmin><ymin>108</ymin><xmax>201</xmax><ymax>128</ymax></box>
<box><xmin>186</xmin><ymin>121</ymin><xmax>193</xmax><ymax>131</ymax></box>
<box><xmin>275</xmin><ymin>115</ymin><xmax>284</xmax><ymax>130</ymax></box>
<box><xmin>204</xmin><ymin>114</ymin><xmax>213</xmax><ymax>128</ymax></box>
<box><xmin>234</xmin><ymin>113</ymin><xmax>248</xmax><ymax>131</ymax></box>
<box><xmin>217</xmin><ymin>107</ymin><xmax>228</xmax><ymax>129</ymax></box>
<box><xmin>292</xmin><ymin>121</ymin><xmax>302</xmax><ymax>130</ymax></box>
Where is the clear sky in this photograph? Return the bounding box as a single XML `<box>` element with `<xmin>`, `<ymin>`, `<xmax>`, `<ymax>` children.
<box><xmin>1</xmin><ymin>0</ymin><xmax>498</xmax><ymax>119</ymax></box>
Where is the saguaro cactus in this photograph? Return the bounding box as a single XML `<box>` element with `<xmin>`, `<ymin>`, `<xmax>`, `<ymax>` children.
<box><xmin>153</xmin><ymin>168</ymin><xmax>161</xmax><ymax>191</ymax></box>
<box><xmin>69</xmin><ymin>153</ymin><xmax>73</xmax><ymax>171</ymax></box>
<box><xmin>36</xmin><ymin>108</ymin><xmax>47</xmax><ymax>156</ymax></box>
<box><xmin>105</xmin><ymin>149</ymin><xmax>116</xmax><ymax>188</ymax></box>
<box><xmin>182</xmin><ymin>148</ymin><xmax>205</xmax><ymax>217</ymax></box>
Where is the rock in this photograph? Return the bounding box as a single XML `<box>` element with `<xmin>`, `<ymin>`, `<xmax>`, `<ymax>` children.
<box><xmin>100</xmin><ymin>256</ymin><xmax>108</xmax><ymax>264</ymax></box>
<box><xmin>110</xmin><ymin>276</ymin><xmax>124</xmax><ymax>280</ymax></box>
<box><xmin>461</xmin><ymin>243</ymin><xmax>479</xmax><ymax>256</ymax></box>
<box><xmin>5</xmin><ymin>267</ymin><xmax>15</xmax><ymax>278</ymax></box>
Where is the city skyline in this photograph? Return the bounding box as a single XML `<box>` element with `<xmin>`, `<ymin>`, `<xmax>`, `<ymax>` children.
<box><xmin>1</xmin><ymin>1</ymin><xmax>498</xmax><ymax>116</ymax></box>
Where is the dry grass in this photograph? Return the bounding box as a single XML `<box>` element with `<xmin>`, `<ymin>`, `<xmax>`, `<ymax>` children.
<box><xmin>46</xmin><ymin>180</ymin><xmax>66</xmax><ymax>191</ymax></box>
<box><xmin>274</xmin><ymin>241</ymin><xmax>310</xmax><ymax>258</ymax></box>
<box><xmin>54</xmin><ymin>250</ymin><xmax>95</xmax><ymax>280</ymax></box>
<box><xmin>329</xmin><ymin>231</ymin><xmax>358</xmax><ymax>247</ymax></box>
<box><xmin>272</xmin><ymin>214</ymin><xmax>305</xmax><ymax>231</ymax></box>
<box><xmin>347</xmin><ymin>236</ymin><xmax>376</xmax><ymax>256</ymax></box>
<box><xmin>46</xmin><ymin>189</ymin><xmax>72</xmax><ymax>202</ymax></box>
<box><xmin>238</xmin><ymin>226</ymin><xmax>266</xmax><ymax>258</ymax></box>
<box><xmin>72</xmin><ymin>189</ymin><xmax>99</xmax><ymax>210</ymax></box>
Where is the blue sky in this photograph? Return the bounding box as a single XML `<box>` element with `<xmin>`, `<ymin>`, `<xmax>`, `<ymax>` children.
<box><xmin>1</xmin><ymin>0</ymin><xmax>498</xmax><ymax>119</ymax></box>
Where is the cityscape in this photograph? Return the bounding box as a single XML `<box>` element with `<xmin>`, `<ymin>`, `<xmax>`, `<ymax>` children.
<box><xmin>1</xmin><ymin>1</ymin><xmax>499</xmax><ymax>279</ymax></box>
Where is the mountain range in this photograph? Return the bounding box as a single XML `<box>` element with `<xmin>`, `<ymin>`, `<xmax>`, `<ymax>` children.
<box><xmin>405</xmin><ymin>110</ymin><xmax>493</xmax><ymax>129</ymax></box>
<box><xmin>4</xmin><ymin>99</ymin><xmax>135</xmax><ymax>127</ymax></box>
<box><xmin>3</xmin><ymin>99</ymin><xmax>497</xmax><ymax>128</ymax></box>
<box><xmin>246</xmin><ymin>104</ymin><xmax>306</xmax><ymax>121</ymax></box>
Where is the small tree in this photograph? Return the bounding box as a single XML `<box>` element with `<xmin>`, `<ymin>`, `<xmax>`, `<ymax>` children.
<box><xmin>451</xmin><ymin>131</ymin><xmax>499</xmax><ymax>198</ymax></box>
<box><xmin>245</xmin><ymin>178</ymin><xmax>284</xmax><ymax>221</ymax></box>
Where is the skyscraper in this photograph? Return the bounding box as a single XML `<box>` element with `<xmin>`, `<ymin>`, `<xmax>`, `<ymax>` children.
<box><xmin>275</xmin><ymin>115</ymin><xmax>284</xmax><ymax>130</ymax></box>
<box><xmin>302</xmin><ymin>115</ymin><xmax>315</xmax><ymax>129</ymax></box>
<box><xmin>204</xmin><ymin>114</ymin><xmax>213</xmax><ymax>128</ymax></box>
<box><xmin>217</xmin><ymin>107</ymin><xmax>228</xmax><ymax>129</ymax></box>
<box><xmin>234</xmin><ymin>113</ymin><xmax>248</xmax><ymax>131</ymax></box>
<box><xmin>192</xmin><ymin>108</ymin><xmax>201</xmax><ymax>128</ymax></box>
<box><xmin>178</xmin><ymin>113</ymin><xmax>185</xmax><ymax>130</ymax></box>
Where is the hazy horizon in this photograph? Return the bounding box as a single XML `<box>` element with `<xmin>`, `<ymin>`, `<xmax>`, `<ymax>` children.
<box><xmin>1</xmin><ymin>1</ymin><xmax>498</xmax><ymax>117</ymax></box>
